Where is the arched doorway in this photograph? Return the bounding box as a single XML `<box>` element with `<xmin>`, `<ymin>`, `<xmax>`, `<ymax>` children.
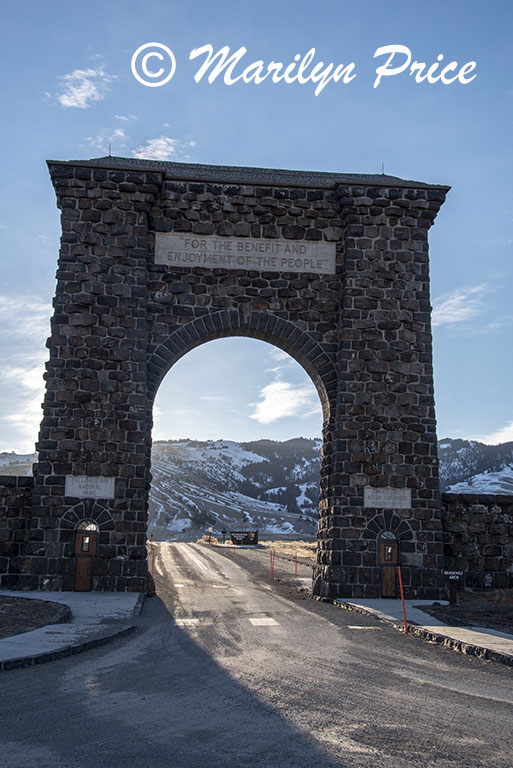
<box><xmin>377</xmin><ymin>530</ymin><xmax>399</xmax><ymax>598</ymax></box>
<box><xmin>73</xmin><ymin>520</ymin><xmax>99</xmax><ymax>591</ymax></box>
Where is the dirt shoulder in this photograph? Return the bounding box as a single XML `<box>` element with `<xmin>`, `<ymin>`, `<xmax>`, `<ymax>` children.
<box><xmin>418</xmin><ymin>590</ymin><xmax>513</xmax><ymax>635</ymax></box>
<box><xmin>0</xmin><ymin>596</ymin><xmax>68</xmax><ymax>639</ymax></box>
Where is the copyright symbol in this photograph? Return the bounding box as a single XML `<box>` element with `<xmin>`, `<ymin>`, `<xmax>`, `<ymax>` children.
<box><xmin>131</xmin><ymin>42</ymin><xmax>176</xmax><ymax>87</ymax></box>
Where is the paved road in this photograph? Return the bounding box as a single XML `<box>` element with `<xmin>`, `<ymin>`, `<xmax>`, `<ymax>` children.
<box><xmin>1</xmin><ymin>542</ymin><xmax>512</xmax><ymax>768</ymax></box>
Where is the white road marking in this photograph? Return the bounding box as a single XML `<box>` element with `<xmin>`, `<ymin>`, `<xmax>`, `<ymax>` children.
<box><xmin>347</xmin><ymin>626</ymin><xmax>381</xmax><ymax>630</ymax></box>
<box><xmin>155</xmin><ymin>562</ymin><xmax>164</xmax><ymax>576</ymax></box>
<box><xmin>174</xmin><ymin>584</ymin><xmax>185</xmax><ymax>588</ymax></box>
<box><xmin>249</xmin><ymin>617</ymin><xmax>279</xmax><ymax>626</ymax></box>
<box><xmin>180</xmin><ymin>545</ymin><xmax>208</xmax><ymax>571</ymax></box>
<box><xmin>175</xmin><ymin>618</ymin><xmax>200</xmax><ymax>626</ymax></box>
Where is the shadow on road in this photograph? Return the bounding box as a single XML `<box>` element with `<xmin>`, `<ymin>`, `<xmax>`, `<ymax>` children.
<box><xmin>0</xmin><ymin>594</ymin><xmax>347</xmax><ymax>768</ymax></box>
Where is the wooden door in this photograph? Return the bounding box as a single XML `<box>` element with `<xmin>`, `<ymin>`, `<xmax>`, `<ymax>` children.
<box><xmin>378</xmin><ymin>540</ymin><xmax>398</xmax><ymax>598</ymax></box>
<box><xmin>74</xmin><ymin>532</ymin><xmax>97</xmax><ymax>591</ymax></box>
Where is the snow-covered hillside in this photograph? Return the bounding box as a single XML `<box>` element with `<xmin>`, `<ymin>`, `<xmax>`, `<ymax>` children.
<box><xmin>2</xmin><ymin>436</ymin><xmax>513</xmax><ymax>539</ymax></box>
<box><xmin>148</xmin><ymin>438</ymin><xmax>321</xmax><ymax>540</ymax></box>
<box><xmin>438</xmin><ymin>438</ymin><xmax>513</xmax><ymax>492</ymax></box>
<box><xmin>0</xmin><ymin>452</ymin><xmax>36</xmax><ymax>476</ymax></box>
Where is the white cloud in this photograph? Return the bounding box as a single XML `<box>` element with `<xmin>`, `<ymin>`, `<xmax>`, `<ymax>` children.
<box><xmin>0</xmin><ymin>295</ymin><xmax>51</xmax><ymax>451</ymax></box>
<box><xmin>84</xmin><ymin>127</ymin><xmax>127</xmax><ymax>154</ymax></box>
<box><xmin>484</xmin><ymin>316</ymin><xmax>513</xmax><ymax>332</ymax></box>
<box><xmin>0</xmin><ymin>364</ymin><xmax>45</xmax><ymax>392</ymax></box>
<box><xmin>0</xmin><ymin>295</ymin><xmax>52</xmax><ymax>342</ymax></box>
<box><xmin>132</xmin><ymin>136</ymin><xmax>197</xmax><ymax>161</ymax></box>
<box><xmin>114</xmin><ymin>114</ymin><xmax>137</xmax><ymax>122</ymax></box>
<box><xmin>132</xmin><ymin>136</ymin><xmax>179</xmax><ymax>161</ymax></box>
<box><xmin>0</xmin><ymin>362</ymin><xmax>45</xmax><ymax>453</ymax></box>
<box><xmin>269</xmin><ymin>348</ymin><xmax>291</xmax><ymax>362</ymax></box>
<box><xmin>56</xmin><ymin>65</ymin><xmax>115</xmax><ymax>109</ymax></box>
<box><xmin>250</xmin><ymin>380</ymin><xmax>320</xmax><ymax>424</ymax></box>
<box><xmin>432</xmin><ymin>283</ymin><xmax>492</xmax><ymax>327</ymax></box>
<box><xmin>475</xmin><ymin>420</ymin><xmax>513</xmax><ymax>445</ymax></box>
<box><xmin>200</xmin><ymin>395</ymin><xmax>227</xmax><ymax>402</ymax></box>
<box><xmin>0</xmin><ymin>392</ymin><xmax>42</xmax><ymax>452</ymax></box>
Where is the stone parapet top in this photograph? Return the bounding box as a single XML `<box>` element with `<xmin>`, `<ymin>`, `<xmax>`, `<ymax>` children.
<box><xmin>442</xmin><ymin>492</ymin><xmax>513</xmax><ymax>504</ymax></box>
<box><xmin>46</xmin><ymin>156</ymin><xmax>451</xmax><ymax>192</ymax></box>
<box><xmin>0</xmin><ymin>476</ymin><xmax>34</xmax><ymax>488</ymax></box>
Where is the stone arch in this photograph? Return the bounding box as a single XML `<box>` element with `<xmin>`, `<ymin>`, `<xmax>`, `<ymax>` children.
<box><xmin>59</xmin><ymin>500</ymin><xmax>115</xmax><ymax>532</ymax></box>
<box><xmin>59</xmin><ymin>501</ymin><xmax>115</xmax><ymax>560</ymax></box>
<box><xmin>147</xmin><ymin>310</ymin><xmax>337</xmax><ymax>422</ymax></box>
<box><xmin>12</xmin><ymin>156</ymin><xmax>449</xmax><ymax>597</ymax></box>
<box><xmin>364</xmin><ymin>511</ymin><xmax>414</xmax><ymax>542</ymax></box>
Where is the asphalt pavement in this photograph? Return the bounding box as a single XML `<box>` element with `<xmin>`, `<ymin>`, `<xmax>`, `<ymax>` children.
<box><xmin>1</xmin><ymin>542</ymin><xmax>512</xmax><ymax>767</ymax></box>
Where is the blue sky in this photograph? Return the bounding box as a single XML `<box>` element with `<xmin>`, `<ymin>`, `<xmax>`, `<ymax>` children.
<box><xmin>0</xmin><ymin>0</ymin><xmax>512</xmax><ymax>452</ymax></box>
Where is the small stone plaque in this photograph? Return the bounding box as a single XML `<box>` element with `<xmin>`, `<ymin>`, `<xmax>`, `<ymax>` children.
<box><xmin>65</xmin><ymin>476</ymin><xmax>116</xmax><ymax>499</ymax></box>
<box><xmin>155</xmin><ymin>233</ymin><xmax>336</xmax><ymax>274</ymax></box>
<box><xmin>363</xmin><ymin>487</ymin><xmax>412</xmax><ymax>509</ymax></box>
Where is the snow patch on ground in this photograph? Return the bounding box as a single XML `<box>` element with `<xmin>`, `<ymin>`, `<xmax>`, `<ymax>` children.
<box><xmin>448</xmin><ymin>465</ymin><xmax>513</xmax><ymax>493</ymax></box>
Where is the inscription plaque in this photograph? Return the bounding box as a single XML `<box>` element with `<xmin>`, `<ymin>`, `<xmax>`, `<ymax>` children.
<box><xmin>363</xmin><ymin>487</ymin><xmax>412</xmax><ymax>509</ymax></box>
<box><xmin>155</xmin><ymin>233</ymin><xmax>336</xmax><ymax>274</ymax></box>
<box><xmin>65</xmin><ymin>476</ymin><xmax>116</xmax><ymax>499</ymax></box>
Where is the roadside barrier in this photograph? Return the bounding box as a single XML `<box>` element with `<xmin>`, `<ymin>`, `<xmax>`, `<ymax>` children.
<box><xmin>270</xmin><ymin>548</ymin><xmax>276</xmax><ymax>580</ymax></box>
<box><xmin>397</xmin><ymin>565</ymin><xmax>408</xmax><ymax>633</ymax></box>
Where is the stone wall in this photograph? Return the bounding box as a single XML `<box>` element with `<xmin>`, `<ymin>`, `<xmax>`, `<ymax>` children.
<box><xmin>442</xmin><ymin>494</ymin><xmax>513</xmax><ymax>589</ymax></box>
<box><xmin>2</xmin><ymin>473</ymin><xmax>512</xmax><ymax>593</ymax></box>
<box><xmin>0</xmin><ymin>476</ymin><xmax>33</xmax><ymax>588</ymax></box>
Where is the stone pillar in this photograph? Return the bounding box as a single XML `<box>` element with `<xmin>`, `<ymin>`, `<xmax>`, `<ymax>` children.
<box><xmin>25</xmin><ymin>163</ymin><xmax>161</xmax><ymax>590</ymax></box>
<box><xmin>315</xmin><ymin>184</ymin><xmax>447</xmax><ymax>599</ymax></box>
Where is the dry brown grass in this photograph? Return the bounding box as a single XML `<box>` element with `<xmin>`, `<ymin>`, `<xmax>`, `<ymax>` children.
<box><xmin>259</xmin><ymin>539</ymin><xmax>316</xmax><ymax>562</ymax></box>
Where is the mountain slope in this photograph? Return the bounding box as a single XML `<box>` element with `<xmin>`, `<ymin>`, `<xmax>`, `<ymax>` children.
<box><xmin>149</xmin><ymin>438</ymin><xmax>321</xmax><ymax>540</ymax></box>
<box><xmin>2</xmin><ymin>436</ymin><xmax>513</xmax><ymax>539</ymax></box>
<box><xmin>438</xmin><ymin>438</ymin><xmax>513</xmax><ymax>492</ymax></box>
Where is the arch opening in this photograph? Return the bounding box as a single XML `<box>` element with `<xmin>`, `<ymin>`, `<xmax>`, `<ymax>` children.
<box><xmin>148</xmin><ymin>336</ymin><xmax>324</xmax><ymax>544</ymax></box>
<box><xmin>147</xmin><ymin>311</ymin><xmax>337</xmax><ymax>426</ymax></box>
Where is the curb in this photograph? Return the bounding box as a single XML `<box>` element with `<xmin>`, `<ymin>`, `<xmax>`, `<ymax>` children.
<box><xmin>325</xmin><ymin>598</ymin><xmax>513</xmax><ymax>668</ymax></box>
<box><xmin>0</xmin><ymin>624</ymin><xmax>137</xmax><ymax>672</ymax></box>
<box><xmin>403</xmin><ymin>623</ymin><xmax>513</xmax><ymax>667</ymax></box>
<box><xmin>133</xmin><ymin>592</ymin><xmax>146</xmax><ymax>616</ymax></box>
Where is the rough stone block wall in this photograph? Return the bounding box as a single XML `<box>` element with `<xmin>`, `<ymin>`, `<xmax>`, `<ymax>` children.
<box><xmin>442</xmin><ymin>493</ymin><xmax>513</xmax><ymax>589</ymax></box>
<box><xmin>315</xmin><ymin>184</ymin><xmax>447</xmax><ymax>599</ymax></box>
<box><xmin>0</xmin><ymin>477</ymin><xmax>33</xmax><ymax>588</ymax></box>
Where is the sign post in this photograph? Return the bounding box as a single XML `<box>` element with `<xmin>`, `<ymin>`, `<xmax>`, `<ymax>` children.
<box><xmin>443</xmin><ymin>570</ymin><xmax>464</xmax><ymax>606</ymax></box>
<box><xmin>230</xmin><ymin>530</ymin><xmax>258</xmax><ymax>546</ymax></box>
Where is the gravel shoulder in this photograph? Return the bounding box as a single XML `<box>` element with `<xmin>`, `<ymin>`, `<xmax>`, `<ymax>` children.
<box><xmin>0</xmin><ymin>596</ymin><xmax>68</xmax><ymax>639</ymax></box>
